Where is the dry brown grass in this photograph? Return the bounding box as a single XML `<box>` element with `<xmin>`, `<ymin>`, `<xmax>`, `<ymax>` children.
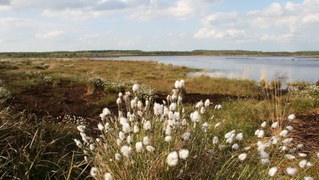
<box><xmin>1</xmin><ymin>58</ymin><xmax>259</xmax><ymax>96</ymax></box>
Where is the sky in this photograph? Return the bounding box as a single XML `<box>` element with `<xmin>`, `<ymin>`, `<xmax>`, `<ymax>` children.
<box><xmin>0</xmin><ymin>0</ymin><xmax>319</xmax><ymax>52</ymax></box>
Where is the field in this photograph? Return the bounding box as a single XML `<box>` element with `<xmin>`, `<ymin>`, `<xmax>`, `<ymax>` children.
<box><xmin>1</xmin><ymin>58</ymin><xmax>319</xmax><ymax>179</ymax></box>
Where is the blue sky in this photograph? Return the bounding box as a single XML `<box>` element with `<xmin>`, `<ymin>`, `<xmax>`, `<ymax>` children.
<box><xmin>0</xmin><ymin>0</ymin><xmax>318</xmax><ymax>52</ymax></box>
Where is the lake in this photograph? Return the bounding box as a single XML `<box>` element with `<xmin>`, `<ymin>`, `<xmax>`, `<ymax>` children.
<box><xmin>93</xmin><ymin>56</ymin><xmax>319</xmax><ymax>83</ymax></box>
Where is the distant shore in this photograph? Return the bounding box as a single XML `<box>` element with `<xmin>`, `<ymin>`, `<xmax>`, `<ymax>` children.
<box><xmin>1</xmin><ymin>50</ymin><xmax>319</xmax><ymax>58</ymax></box>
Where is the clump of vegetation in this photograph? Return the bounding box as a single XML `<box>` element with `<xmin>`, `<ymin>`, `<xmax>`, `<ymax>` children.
<box><xmin>73</xmin><ymin>81</ymin><xmax>319</xmax><ymax>179</ymax></box>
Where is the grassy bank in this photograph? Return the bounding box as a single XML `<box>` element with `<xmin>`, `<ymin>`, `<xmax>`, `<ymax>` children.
<box><xmin>1</xmin><ymin>58</ymin><xmax>319</xmax><ymax>179</ymax></box>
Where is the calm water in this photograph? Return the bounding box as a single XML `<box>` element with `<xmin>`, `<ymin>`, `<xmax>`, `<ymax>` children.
<box><xmin>93</xmin><ymin>56</ymin><xmax>319</xmax><ymax>83</ymax></box>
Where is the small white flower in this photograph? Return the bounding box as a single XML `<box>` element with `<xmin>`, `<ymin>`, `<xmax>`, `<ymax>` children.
<box><xmin>261</xmin><ymin>121</ymin><xmax>267</xmax><ymax>128</ymax></box>
<box><xmin>120</xmin><ymin>145</ymin><xmax>132</xmax><ymax>158</ymax></box>
<box><xmin>268</xmin><ymin>167</ymin><xmax>278</xmax><ymax>177</ymax></box>
<box><xmin>285</xmin><ymin>154</ymin><xmax>296</xmax><ymax>160</ymax></box>
<box><xmin>213</xmin><ymin>136</ymin><xmax>219</xmax><ymax>145</ymax></box>
<box><xmin>317</xmin><ymin>152</ymin><xmax>319</xmax><ymax>159</ymax></box>
<box><xmin>116</xmin><ymin>139</ymin><xmax>122</xmax><ymax>146</ymax></box>
<box><xmin>299</xmin><ymin>159</ymin><xmax>307</xmax><ymax>168</ymax></box>
<box><xmin>236</xmin><ymin>133</ymin><xmax>244</xmax><ymax>141</ymax></box>
<box><xmin>115</xmin><ymin>153</ymin><xmax>122</xmax><ymax>161</ymax></box>
<box><xmin>181</xmin><ymin>132</ymin><xmax>191</xmax><ymax>141</ymax></box>
<box><xmin>132</xmin><ymin>84</ymin><xmax>140</xmax><ymax>92</ymax></box>
<box><xmin>297</xmin><ymin>144</ymin><xmax>304</xmax><ymax>149</ymax></box>
<box><xmin>244</xmin><ymin>146</ymin><xmax>251</xmax><ymax>151</ymax></box>
<box><xmin>271</xmin><ymin>122</ymin><xmax>279</xmax><ymax>129</ymax></box>
<box><xmin>166</xmin><ymin>151</ymin><xmax>179</xmax><ymax>167</ymax></box>
<box><xmin>165</xmin><ymin>136</ymin><xmax>173</xmax><ymax>142</ymax></box>
<box><xmin>178</xmin><ymin>149</ymin><xmax>189</xmax><ymax>160</ymax></box>
<box><xmin>232</xmin><ymin>143</ymin><xmax>239</xmax><ymax>150</ymax></box>
<box><xmin>90</xmin><ymin>167</ymin><xmax>98</xmax><ymax>177</ymax></box>
<box><xmin>146</xmin><ymin>145</ymin><xmax>155</xmax><ymax>152</ymax></box>
<box><xmin>143</xmin><ymin>136</ymin><xmax>150</xmax><ymax>145</ymax></box>
<box><xmin>288</xmin><ymin>114</ymin><xmax>296</xmax><ymax>121</ymax></box>
<box><xmin>143</xmin><ymin>120</ymin><xmax>152</xmax><ymax>131</ymax></box>
<box><xmin>286</xmin><ymin>167</ymin><xmax>297</xmax><ymax>176</ymax></box>
<box><xmin>304</xmin><ymin>176</ymin><xmax>314</xmax><ymax>180</ymax></box>
<box><xmin>104</xmin><ymin>172</ymin><xmax>113</xmax><ymax>180</ymax></box>
<box><xmin>238</xmin><ymin>153</ymin><xmax>247</xmax><ymax>161</ymax></box>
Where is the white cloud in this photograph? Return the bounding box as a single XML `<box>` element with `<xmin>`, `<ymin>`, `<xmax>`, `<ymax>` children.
<box><xmin>35</xmin><ymin>30</ymin><xmax>65</xmax><ymax>39</ymax></box>
<box><xmin>194</xmin><ymin>0</ymin><xmax>319</xmax><ymax>44</ymax></box>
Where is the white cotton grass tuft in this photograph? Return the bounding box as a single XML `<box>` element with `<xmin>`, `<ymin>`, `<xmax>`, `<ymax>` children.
<box><xmin>143</xmin><ymin>120</ymin><xmax>152</xmax><ymax>131</ymax></box>
<box><xmin>98</xmin><ymin>123</ymin><xmax>104</xmax><ymax>131</ymax></box>
<box><xmin>232</xmin><ymin>143</ymin><xmax>239</xmax><ymax>150</ymax></box>
<box><xmin>260</xmin><ymin>121</ymin><xmax>267</xmax><ymax>128</ymax></box>
<box><xmin>146</xmin><ymin>145</ymin><xmax>155</xmax><ymax>152</ymax></box>
<box><xmin>235</xmin><ymin>133</ymin><xmax>243</xmax><ymax>141</ymax></box>
<box><xmin>238</xmin><ymin>153</ymin><xmax>247</xmax><ymax>161</ymax></box>
<box><xmin>286</xmin><ymin>167</ymin><xmax>298</xmax><ymax>176</ymax></box>
<box><xmin>288</xmin><ymin>114</ymin><xmax>296</xmax><ymax>121</ymax></box>
<box><xmin>190</xmin><ymin>111</ymin><xmax>201</xmax><ymax>123</ymax></box>
<box><xmin>77</xmin><ymin>125</ymin><xmax>86</xmax><ymax>133</ymax></box>
<box><xmin>214</xmin><ymin>104</ymin><xmax>222</xmax><ymax>110</ymax></box>
<box><xmin>132</xmin><ymin>84</ymin><xmax>140</xmax><ymax>93</ymax></box>
<box><xmin>204</xmin><ymin>99</ymin><xmax>210</xmax><ymax>107</ymax></box>
<box><xmin>298</xmin><ymin>153</ymin><xmax>307</xmax><ymax>157</ymax></box>
<box><xmin>212</xmin><ymin>136</ymin><xmax>219</xmax><ymax>145</ymax></box>
<box><xmin>90</xmin><ymin>167</ymin><xmax>98</xmax><ymax>178</ymax></box>
<box><xmin>304</xmin><ymin>177</ymin><xmax>314</xmax><ymax>180</ymax></box>
<box><xmin>285</xmin><ymin>154</ymin><xmax>296</xmax><ymax>160</ymax></box>
<box><xmin>181</xmin><ymin>132</ymin><xmax>191</xmax><ymax>141</ymax></box>
<box><xmin>279</xmin><ymin>129</ymin><xmax>289</xmax><ymax>137</ymax></box>
<box><xmin>165</xmin><ymin>136</ymin><xmax>173</xmax><ymax>142</ymax></box>
<box><xmin>143</xmin><ymin>136</ymin><xmax>150</xmax><ymax>145</ymax></box>
<box><xmin>120</xmin><ymin>145</ymin><xmax>132</xmax><ymax>158</ymax></box>
<box><xmin>114</xmin><ymin>153</ymin><xmax>122</xmax><ymax>161</ymax></box>
<box><xmin>271</xmin><ymin>122</ymin><xmax>279</xmax><ymax>129</ymax></box>
<box><xmin>299</xmin><ymin>159</ymin><xmax>307</xmax><ymax>168</ymax></box>
<box><xmin>104</xmin><ymin>172</ymin><xmax>113</xmax><ymax>180</ymax></box>
<box><xmin>166</xmin><ymin>151</ymin><xmax>179</xmax><ymax>167</ymax></box>
<box><xmin>178</xmin><ymin>149</ymin><xmax>189</xmax><ymax>160</ymax></box>
<box><xmin>135</xmin><ymin>142</ymin><xmax>143</xmax><ymax>153</ymax></box>
<box><xmin>268</xmin><ymin>167</ymin><xmax>278</xmax><ymax>177</ymax></box>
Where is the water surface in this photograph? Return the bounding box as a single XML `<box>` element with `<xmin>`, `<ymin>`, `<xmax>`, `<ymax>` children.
<box><xmin>93</xmin><ymin>56</ymin><xmax>319</xmax><ymax>83</ymax></box>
